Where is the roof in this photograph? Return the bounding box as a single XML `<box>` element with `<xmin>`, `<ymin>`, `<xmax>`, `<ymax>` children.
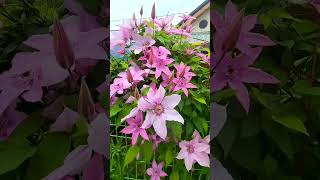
<box><xmin>178</xmin><ymin>0</ymin><xmax>210</xmax><ymax>26</ymax></box>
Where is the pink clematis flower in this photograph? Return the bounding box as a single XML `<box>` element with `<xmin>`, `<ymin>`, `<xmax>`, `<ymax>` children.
<box><xmin>172</xmin><ymin>77</ymin><xmax>197</xmax><ymax>96</ymax></box>
<box><xmin>212</xmin><ymin>0</ymin><xmax>275</xmax><ymax>60</ymax></box>
<box><xmin>177</xmin><ymin>131</ymin><xmax>210</xmax><ymax>171</ymax></box>
<box><xmin>131</xmin><ymin>35</ymin><xmax>156</xmax><ymax>54</ymax></box>
<box><xmin>180</xmin><ymin>14</ymin><xmax>196</xmax><ymax>22</ymax></box>
<box><xmin>121</xmin><ymin>111</ymin><xmax>149</xmax><ymax>145</ymax></box>
<box><xmin>192</xmin><ymin>130</ymin><xmax>210</xmax><ymax>154</ymax></box>
<box><xmin>196</xmin><ymin>53</ymin><xmax>210</xmax><ymax>64</ymax></box>
<box><xmin>154</xmin><ymin>16</ymin><xmax>174</xmax><ymax>32</ymax></box>
<box><xmin>173</xmin><ymin>62</ymin><xmax>196</xmax><ymax>80</ymax></box>
<box><xmin>110</xmin><ymin>78</ymin><xmax>131</xmax><ymax>96</ymax></box>
<box><xmin>145</xmin><ymin>47</ymin><xmax>173</xmax><ymax>79</ymax></box>
<box><xmin>211</xmin><ymin>54</ymin><xmax>280</xmax><ymax>113</ymax></box>
<box><xmin>137</xmin><ymin>85</ymin><xmax>184</xmax><ymax>139</ymax></box>
<box><xmin>147</xmin><ymin>161</ymin><xmax>168</xmax><ymax>180</ymax></box>
<box><xmin>118</xmin><ymin>66</ymin><xmax>145</xmax><ymax>85</ymax></box>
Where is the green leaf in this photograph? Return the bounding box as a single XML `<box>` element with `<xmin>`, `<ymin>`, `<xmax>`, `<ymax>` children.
<box><xmin>141</xmin><ymin>141</ymin><xmax>153</xmax><ymax>162</ymax></box>
<box><xmin>71</xmin><ymin>117</ymin><xmax>89</xmax><ymax>146</ymax></box>
<box><xmin>110</xmin><ymin>104</ymin><xmax>122</xmax><ymax>117</ymax></box>
<box><xmin>0</xmin><ymin>141</ymin><xmax>36</xmax><ymax>175</ymax></box>
<box><xmin>141</xmin><ymin>87</ymin><xmax>150</xmax><ymax>96</ymax></box>
<box><xmin>272</xmin><ymin>114</ymin><xmax>309</xmax><ymax>135</ymax></box>
<box><xmin>25</xmin><ymin>133</ymin><xmax>71</xmax><ymax>180</ymax></box>
<box><xmin>170</xmin><ymin>171</ymin><xmax>179</xmax><ymax>180</ymax></box>
<box><xmin>292</xmin><ymin>20</ymin><xmax>320</xmax><ymax>35</ymax></box>
<box><xmin>293</xmin><ymin>80</ymin><xmax>320</xmax><ymax>96</ymax></box>
<box><xmin>194</xmin><ymin>96</ymin><xmax>207</xmax><ymax>105</ymax></box>
<box><xmin>251</xmin><ymin>87</ymin><xmax>272</xmax><ymax>109</ymax></box>
<box><xmin>165</xmin><ymin>147</ymin><xmax>173</xmax><ymax>166</ymax></box>
<box><xmin>124</xmin><ymin>146</ymin><xmax>140</xmax><ymax>166</ymax></box>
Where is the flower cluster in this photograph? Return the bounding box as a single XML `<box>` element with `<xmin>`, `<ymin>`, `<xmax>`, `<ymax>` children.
<box><xmin>110</xmin><ymin>3</ymin><xmax>210</xmax><ymax>176</ymax></box>
<box><xmin>211</xmin><ymin>0</ymin><xmax>280</xmax><ymax>113</ymax></box>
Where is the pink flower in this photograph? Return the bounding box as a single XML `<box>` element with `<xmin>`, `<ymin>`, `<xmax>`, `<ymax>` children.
<box><xmin>177</xmin><ymin>131</ymin><xmax>210</xmax><ymax>171</ymax></box>
<box><xmin>110</xmin><ymin>78</ymin><xmax>131</xmax><ymax>96</ymax></box>
<box><xmin>121</xmin><ymin>111</ymin><xmax>149</xmax><ymax>145</ymax></box>
<box><xmin>154</xmin><ymin>16</ymin><xmax>174</xmax><ymax>32</ymax></box>
<box><xmin>196</xmin><ymin>53</ymin><xmax>210</xmax><ymax>64</ymax></box>
<box><xmin>138</xmin><ymin>85</ymin><xmax>184</xmax><ymax>139</ymax></box>
<box><xmin>147</xmin><ymin>161</ymin><xmax>168</xmax><ymax>180</ymax></box>
<box><xmin>131</xmin><ymin>35</ymin><xmax>156</xmax><ymax>54</ymax></box>
<box><xmin>160</xmin><ymin>72</ymin><xmax>174</xmax><ymax>88</ymax></box>
<box><xmin>180</xmin><ymin>14</ymin><xmax>196</xmax><ymax>22</ymax></box>
<box><xmin>211</xmin><ymin>54</ymin><xmax>280</xmax><ymax>113</ymax></box>
<box><xmin>212</xmin><ymin>0</ymin><xmax>275</xmax><ymax>60</ymax></box>
<box><xmin>192</xmin><ymin>130</ymin><xmax>210</xmax><ymax>154</ymax></box>
<box><xmin>172</xmin><ymin>77</ymin><xmax>197</xmax><ymax>96</ymax></box>
<box><xmin>118</xmin><ymin>66</ymin><xmax>145</xmax><ymax>84</ymax></box>
<box><xmin>173</xmin><ymin>62</ymin><xmax>196</xmax><ymax>80</ymax></box>
<box><xmin>145</xmin><ymin>47</ymin><xmax>173</xmax><ymax>79</ymax></box>
<box><xmin>150</xmin><ymin>134</ymin><xmax>169</xmax><ymax>150</ymax></box>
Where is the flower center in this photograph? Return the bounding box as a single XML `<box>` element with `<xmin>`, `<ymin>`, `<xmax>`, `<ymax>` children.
<box><xmin>154</xmin><ymin>104</ymin><xmax>164</xmax><ymax>115</ymax></box>
<box><xmin>187</xmin><ymin>144</ymin><xmax>195</xmax><ymax>153</ymax></box>
<box><xmin>143</xmin><ymin>41</ymin><xmax>150</xmax><ymax>46</ymax></box>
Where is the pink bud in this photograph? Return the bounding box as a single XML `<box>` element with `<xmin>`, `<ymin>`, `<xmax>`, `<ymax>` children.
<box><xmin>151</xmin><ymin>3</ymin><xmax>156</xmax><ymax>19</ymax></box>
<box><xmin>53</xmin><ymin>20</ymin><xmax>75</xmax><ymax>70</ymax></box>
<box><xmin>126</xmin><ymin>70</ymin><xmax>133</xmax><ymax>83</ymax></box>
<box><xmin>140</xmin><ymin>6</ymin><xmax>143</xmax><ymax>16</ymax></box>
<box><xmin>78</xmin><ymin>77</ymin><xmax>96</xmax><ymax>121</ymax></box>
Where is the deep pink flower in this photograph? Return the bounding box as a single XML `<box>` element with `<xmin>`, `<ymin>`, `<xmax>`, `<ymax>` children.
<box><xmin>145</xmin><ymin>47</ymin><xmax>173</xmax><ymax>79</ymax></box>
<box><xmin>110</xmin><ymin>78</ymin><xmax>131</xmax><ymax>96</ymax></box>
<box><xmin>177</xmin><ymin>131</ymin><xmax>210</xmax><ymax>171</ymax></box>
<box><xmin>172</xmin><ymin>77</ymin><xmax>197</xmax><ymax>96</ymax></box>
<box><xmin>147</xmin><ymin>161</ymin><xmax>168</xmax><ymax>180</ymax></box>
<box><xmin>211</xmin><ymin>54</ymin><xmax>280</xmax><ymax>113</ymax></box>
<box><xmin>212</xmin><ymin>0</ymin><xmax>275</xmax><ymax>60</ymax></box>
<box><xmin>173</xmin><ymin>62</ymin><xmax>195</xmax><ymax>80</ymax></box>
<box><xmin>130</xmin><ymin>85</ymin><xmax>184</xmax><ymax>139</ymax></box>
<box><xmin>121</xmin><ymin>111</ymin><xmax>149</xmax><ymax>145</ymax></box>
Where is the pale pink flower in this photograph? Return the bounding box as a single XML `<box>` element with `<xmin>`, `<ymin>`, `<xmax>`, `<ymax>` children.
<box><xmin>121</xmin><ymin>111</ymin><xmax>149</xmax><ymax>145</ymax></box>
<box><xmin>196</xmin><ymin>53</ymin><xmax>210</xmax><ymax>64</ymax></box>
<box><xmin>147</xmin><ymin>161</ymin><xmax>168</xmax><ymax>180</ymax></box>
<box><xmin>118</xmin><ymin>66</ymin><xmax>145</xmax><ymax>85</ymax></box>
<box><xmin>180</xmin><ymin>14</ymin><xmax>196</xmax><ymax>22</ymax></box>
<box><xmin>138</xmin><ymin>85</ymin><xmax>184</xmax><ymax>139</ymax></box>
<box><xmin>131</xmin><ymin>35</ymin><xmax>156</xmax><ymax>54</ymax></box>
<box><xmin>177</xmin><ymin>131</ymin><xmax>210</xmax><ymax>171</ymax></box>
<box><xmin>154</xmin><ymin>16</ymin><xmax>174</xmax><ymax>32</ymax></box>
<box><xmin>110</xmin><ymin>78</ymin><xmax>131</xmax><ymax>96</ymax></box>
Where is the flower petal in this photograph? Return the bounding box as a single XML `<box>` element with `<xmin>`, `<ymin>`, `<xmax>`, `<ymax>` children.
<box><xmin>240</xmin><ymin>67</ymin><xmax>280</xmax><ymax>84</ymax></box>
<box><xmin>141</xmin><ymin>111</ymin><xmax>155</xmax><ymax>129</ymax></box>
<box><xmin>228</xmin><ymin>80</ymin><xmax>250</xmax><ymax>113</ymax></box>
<box><xmin>82</xmin><ymin>153</ymin><xmax>104</xmax><ymax>180</ymax></box>
<box><xmin>164</xmin><ymin>109</ymin><xmax>184</xmax><ymax>124</ymax></box>
<box><xmin>153</xmin><ymin>118</ymin><xmax>167</xmax><ymax>139</ymax></box>
<box><xmin>50</xmin><ymin>107</ymin><xmax>80</xmax><ymax>133</ymax></box>
<box><xmin>162</xmin><ymin>94</ymin><xmax>181</xmax><ymax>109</ymax></box>
<box><xmin>194</xmin><ymin>152</ymin><xmax>210</xmax><ymax>167</ymax></box>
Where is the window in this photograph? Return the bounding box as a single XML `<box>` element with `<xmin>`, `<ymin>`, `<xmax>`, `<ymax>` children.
<box><xmin>199</xmin><ymin>19</ymin><xmax>208</xmax><ymax>29</ymax></box>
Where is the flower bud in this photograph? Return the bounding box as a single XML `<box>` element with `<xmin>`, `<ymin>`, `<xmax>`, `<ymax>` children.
<box><xmin>222</xmin><ymin>8</ymin><xmax>244</xmax><ymax>52</ymax></box>
<box><xmin>151</xmin><ymin>3</ymin><xmax>156</xmax><ymax>19</ymax></box>
<box><xmin>140</xmin><ymin>6</ymin><xmax>143</xmax><ymax>16</ymax></box>
<box><xmin>126</xmin><ymin>69</ymin><xmax>134</xmax><ymax>83</ymax></box>
<box><xmin>78</xmin><ymin>77</ymin><xmax>96</xmax><ymax>121</ymax></box>
<box><xmin>149</xmin><ymin>48</ymin><xmax>155</xmax><ymax>65</ymax></box>
<box><xmin>53</xmin><ymin>20</ymin><xmax>75</xmax><ymax>70</ymax></box>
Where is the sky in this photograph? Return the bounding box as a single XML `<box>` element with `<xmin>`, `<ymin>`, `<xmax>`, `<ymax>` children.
<box><xmin>110</xmin><ymin>0</ymin><xmax>206</xmax><ymax>30</ymax></box>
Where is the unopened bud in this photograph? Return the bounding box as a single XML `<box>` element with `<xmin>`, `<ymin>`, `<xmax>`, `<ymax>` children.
<box><xmin>134</xmin><ymin>87</ymin><xmax>140</xmax><ymax>99</ymax></box>
<box><xmin>126</xmin><ymin>69</ymin><xmax>134</xmax><ymax>83</ymax></box>
<box><xmin>53</xmin><ymin>20</ymin><xmax>75</xmax><ymax>70</ymax></box>
<box><xmin>151</xmin><ymin>3</ymin><xmax>156</xmax><ymax>19</ymax></box>
<box><xmin>78</xmin><ymin>77</ymin><xmax>96</xmax><ymax>121</ymax></box>
<box><xmin>140</xmin><ymin>6</ymin><xmax>143</xmax><ymax>16</ymax></box>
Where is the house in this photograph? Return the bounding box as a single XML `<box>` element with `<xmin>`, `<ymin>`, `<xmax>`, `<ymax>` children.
<box><xmin>179</xmin><ymin>0</ymin><xmax>210</xmax><ymax>43</ymax></box>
